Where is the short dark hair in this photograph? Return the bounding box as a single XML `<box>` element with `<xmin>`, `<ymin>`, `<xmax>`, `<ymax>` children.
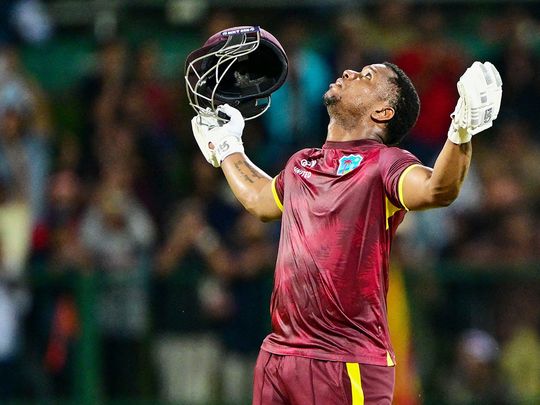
<box><xmin>382</xmin><ymin>62</ymin><xmax>420</xmax><ymax>145</ymax></box>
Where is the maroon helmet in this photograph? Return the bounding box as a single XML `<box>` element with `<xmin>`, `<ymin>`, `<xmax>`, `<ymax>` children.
<box><xmin>185</xmin><ymin>26</ymin><xmax>288</xmax><ymax>120</ymax></box>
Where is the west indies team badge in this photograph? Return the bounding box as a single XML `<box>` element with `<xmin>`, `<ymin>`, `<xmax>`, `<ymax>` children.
<box><xmin>337</xmin><ymin>154</ymin><xmax>363</xmax><ymax>176</ymax></box>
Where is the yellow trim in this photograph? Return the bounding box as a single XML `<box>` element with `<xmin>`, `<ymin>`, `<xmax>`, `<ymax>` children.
<box><xmin>386</xmin><ymin>351</ymin><xmax>395</xmax><ymax>367</ymax></box>
<box><xmin>346</xmin><ymin>363</ymin><xmax>364</xmax><ymax>405</ymax></box>
<box><xmin>271</xmin><ymin>177</ymin><xmax>283</xmax><ymax>212</ymax></box>
<box><xmin>385</xmin><ymin>197</ymin><xmax>401</xmax><ymax>230</ymax></box>
<box><xmin>398</xmin><ymin>164</ymin><xmax>423</xmax><ymax>211</ymax></box>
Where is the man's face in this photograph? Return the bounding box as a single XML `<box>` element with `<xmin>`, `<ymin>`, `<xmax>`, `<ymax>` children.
<box><xmin>323</xmin><ymin>63</ymin><xmax>396</xmax><ymax>118</ymax></box>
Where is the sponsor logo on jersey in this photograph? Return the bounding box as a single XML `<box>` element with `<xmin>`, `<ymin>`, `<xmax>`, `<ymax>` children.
<box><xmin>337</xmin><ymin>154</ymin><xmax>363</xmax><ymax>176</ymax></box>
<box><xmin>293</xmin><ymin>166</ymin><xmax>312</xmax><ymax>178</ymax></box>
<box><xmin>300</xmin><ymin>159</ymin><xmax>317</xmax><ymax>168</ymax></box>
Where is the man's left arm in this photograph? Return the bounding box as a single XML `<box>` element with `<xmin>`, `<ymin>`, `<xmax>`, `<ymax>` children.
<box><xmin>399</xmin><ymin>140</ymin><xmax>471</xmax><ymax>210</ymax></box>
<box><xmin>400</xmin><ymin>61</ymin><xmax>501</xmax><ymax>211</ymax></box>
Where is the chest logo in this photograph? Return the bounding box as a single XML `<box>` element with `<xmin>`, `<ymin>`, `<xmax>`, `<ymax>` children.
<box><xmin>337</xmin><ymin>154</ymin><xmax>363</xmax><ymax>175</ymax></box>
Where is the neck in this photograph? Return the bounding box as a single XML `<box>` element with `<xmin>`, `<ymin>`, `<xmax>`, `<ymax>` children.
<box><xmin>326</xmin><ymin>116</ymin><xmax>385</xmax><ymax>143</ymax></box>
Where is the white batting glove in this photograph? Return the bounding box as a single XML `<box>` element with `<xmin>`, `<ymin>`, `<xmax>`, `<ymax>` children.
<box><xmin>207</xmin><ymin>104</ymin><xmax>245</xmax><ymax>164</ymax></box>
<box><xmin>448</xmin><ymin>61</ymin><xmax>503</xmax><ymax>144</ymax></box>
<box><xmin>191</xmin><ymin>111</ymin><xmax>221</xmax><ymax>167</ymax></box>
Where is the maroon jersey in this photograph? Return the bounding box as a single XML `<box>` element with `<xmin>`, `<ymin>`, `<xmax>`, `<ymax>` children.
<box><xmin>262</xmin><ymin>139</ymin><xmax>421</xmax><ymax>366</ymax></box>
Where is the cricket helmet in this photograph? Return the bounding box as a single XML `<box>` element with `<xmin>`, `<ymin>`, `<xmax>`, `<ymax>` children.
<box><xmin>185</xmin><ymin>26</ymin><xmax>288</xmax><ymax>120</ymax></box>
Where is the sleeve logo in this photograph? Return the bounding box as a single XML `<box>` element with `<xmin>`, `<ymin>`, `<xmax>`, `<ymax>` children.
<box><xmin>337</xmin><ymin>154</ymin><xmax>363</xmax><ymax>176</ymax></box>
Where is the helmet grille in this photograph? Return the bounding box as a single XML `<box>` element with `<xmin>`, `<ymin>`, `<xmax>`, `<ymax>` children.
<box><xmin>185</xmin><ymin>26</ymin><xmax>288</xmax><ymax>120</ymax></box>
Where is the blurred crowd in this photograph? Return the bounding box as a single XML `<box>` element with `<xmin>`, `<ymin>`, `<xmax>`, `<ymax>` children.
<box><xmin>0</xmin><ymin>2</ymin><xmax>538</xmax><ymax>404</ymax></box>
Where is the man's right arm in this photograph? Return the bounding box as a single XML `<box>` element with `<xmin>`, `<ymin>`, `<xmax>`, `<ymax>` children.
<box><xmin>192</xmin><ymin>104</ymin><xmax>282</xmax><ymax>221</ymax></box>
<box><xmin>220</xmin><ymin>153</ymin><xmax>282</xmax><ymax>222</ymax></box>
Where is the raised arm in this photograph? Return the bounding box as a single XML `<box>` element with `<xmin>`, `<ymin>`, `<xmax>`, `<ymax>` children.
<box><xmin>400</xmin><ymin>140</ymin><xmax>471</xmax><ymax>210</ymax></box>
<box><xmin>220</xmin><ymin>153</ymin><xmax>281</xmax><ymax>221</ymax></box>
<box><xmin>191</xmin><ymin>105</ymin><xmax>282</xmax><ymax>221</ymax></box>
<box><xmin>401</xmin><ymin>61</ymin><xmax>502</xmax><ymax>211</ymax></box>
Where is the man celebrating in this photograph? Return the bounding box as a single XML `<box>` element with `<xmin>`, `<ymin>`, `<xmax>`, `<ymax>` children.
<box><xmin>192</xmin><ymin>61</ymin><xmax>502</xmax><ymax>404</ymax></box>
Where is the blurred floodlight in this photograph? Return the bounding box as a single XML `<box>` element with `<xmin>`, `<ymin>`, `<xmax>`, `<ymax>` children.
<box><xmin>166</xmin><ymin>0</ymin><xmax>208</xmax><ymax>25</ymax></box>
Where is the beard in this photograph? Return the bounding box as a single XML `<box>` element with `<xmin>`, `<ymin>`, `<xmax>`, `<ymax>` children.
<box><xmin>323</xmin><ymin>91</ymin><xmax>339</xmax><ymax>106</ymax></box>
<box><xmin>324</xmin><ymin>91</ymin><xmax>369</xmax><ymax>129</ymax></box>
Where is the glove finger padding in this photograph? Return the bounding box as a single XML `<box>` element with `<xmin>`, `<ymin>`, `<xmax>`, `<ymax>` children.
<box><xmin>217</xmin><ymin>104</ymin><xmax>245</xmax><ymax>137</ymax></box>
<box><xmin>485</xmin><ymin>62</ymin><xmax>502</xmax><ymax>121</ymax></box>
<box><xmin>456</xmin><ymin>61</ymin><xmax>502</xmax><ymax>136</ymax></box>
<box><xmin>201</xmin><ymin>104</ymin><xmax>246</xmax><ymax>163</ymax></box>
<box><xmin>191</xmin><ymin>115</ymin><xmax>221</xmax><ymax>168</ymax></box>
<box><xmin>448</xmin><ymin>61</ymin><xmax>503</xmax><ymax>144</ymax></box>
<box><xmin>191</xmin><ymin>104</ymin><xmax>246</xmax><ymax>166</ymax></box>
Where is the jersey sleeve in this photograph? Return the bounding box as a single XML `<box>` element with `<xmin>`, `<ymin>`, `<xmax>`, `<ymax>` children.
<box><xmin>379</xmin><ymin>147</ymin><xmax>422</xmax><ymax>210</ymax></box>
<box><xmin>271</xmin><ymin>171</ymin><xmax>285</xmax><ymax>212</ymax></box>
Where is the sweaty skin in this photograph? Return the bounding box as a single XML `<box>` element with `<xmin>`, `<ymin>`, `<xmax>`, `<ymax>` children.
<box><xmin>220</xmin><ymin>63</ymin><xmax>471</xmax><ymax>217</ymax></box>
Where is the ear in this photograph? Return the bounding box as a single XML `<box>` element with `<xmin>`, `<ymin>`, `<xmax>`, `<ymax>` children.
<box><xmin>371</xmin><ymin>107</ymin><xmax>395</xmax><ymax>123</ymax></box>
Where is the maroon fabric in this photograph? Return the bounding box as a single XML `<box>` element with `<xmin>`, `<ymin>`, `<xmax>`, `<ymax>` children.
<box><xmin>263</xmin><ymin>139</ymin><xmax>420</xmax><ymax>366</ymax></box>
<box><xmin>253</xmin><ymin>350</ymin><xmax>395</xmax><ymax>405</ymax></box>
<box><xmin>202</xmin><ymin>26</ymin><xmax>286</xmax><ymax>55</ymax></box>
<box><xmin>185</xmin><ymin>25</ymin><xmax>287</xmax><ymax>70</ymax></box>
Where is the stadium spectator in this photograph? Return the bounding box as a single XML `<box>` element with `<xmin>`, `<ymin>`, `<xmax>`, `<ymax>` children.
<box><xmin>121</xmin><ymin>43</ymin><xmax>180</xmax><ymax>228</ymax></box>
<box><xmin>498</xmin><ymin>286</ymin><xmax>540</xmax><ymax>403</ymax></box>
<box><xmin>443</xmin><ymin>329</ymin><xmax>509</xmax><ymax>404</ymax></box>
<box><xmin>0</xmin><ymin>278</ymin><xmax>29</xmax><ymax>399</ymax></box>
<box><xmin>219</xmin><ymin>211</ymin><xmax>274</xmax><ymax>404</ymax></box>
<box><xmin>80</xmin><ymin>162</ymin><xmax>155</xmax><ymax>399</ymax></box>
<box><xmin>23</xmin><ymin>169</ymin><xmax>87</xmax><ymax>398</ymax></box>
<box><xmin>153</xmin><ymin>197</ymin><xmax>233</xmax><ymax>403</ymax></box>
<box><xmin>0</xmin><ymin>78</ymin><xmax>49</xmax><ymax>278</ymax></box>
<box><xmin>42</xmin><ymin>170</ymin><xmax>88</xmax><ymax>268</ymax></box>
<box><xmin>0</xmin><ymin>42</ymin><xmax>51</xmax><ymax>401</ymax></box>
<box><xmin>77</xmin><ymin>39</ymin><xmax>128</xmax><ymax>179</ymax></box>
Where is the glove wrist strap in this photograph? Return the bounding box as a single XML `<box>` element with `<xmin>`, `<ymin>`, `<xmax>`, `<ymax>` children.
<box><xmin>215</xmin><ymin>136</ymin><xmax>244</xmax><ymax>163</ymax></box>
<box><xmin>448</xmin><ymin>124</ymin><xmax>472</xmax><ymax>145</ymax></box>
